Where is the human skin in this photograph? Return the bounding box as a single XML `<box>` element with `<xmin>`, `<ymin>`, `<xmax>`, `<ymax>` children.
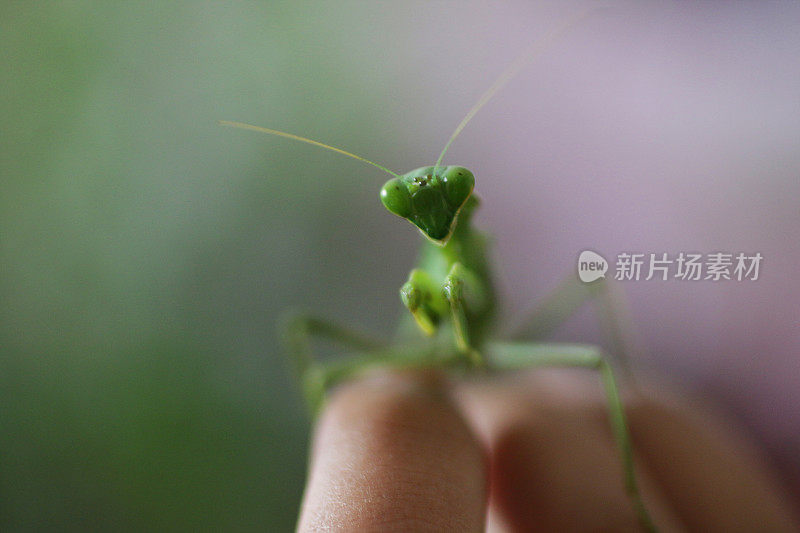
<box><xmin>296</xmin><ymin>369</ymin><xmax>799</xmax><ymax>532</ymax></box>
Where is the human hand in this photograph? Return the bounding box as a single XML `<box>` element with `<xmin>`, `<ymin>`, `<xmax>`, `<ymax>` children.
<box><xmin>297</xmin><ymin>369</ymin><xmax>798</xmax><ymax>532</ymax></box>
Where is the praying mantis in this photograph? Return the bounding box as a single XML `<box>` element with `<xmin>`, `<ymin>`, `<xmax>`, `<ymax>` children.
<box><xmin>223</xmin><ymin>9</ymin><xmax>658</xmax><ymax>532</ymax></box>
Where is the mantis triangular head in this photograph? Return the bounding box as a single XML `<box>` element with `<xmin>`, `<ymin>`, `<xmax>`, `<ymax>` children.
<box><xmin>380</xmin><ymin>166</ymin><xmax>474</xmax><ymax>245</ymax></box>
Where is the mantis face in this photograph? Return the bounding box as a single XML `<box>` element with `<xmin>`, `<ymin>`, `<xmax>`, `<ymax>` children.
<box><xmin>380</xmin><ymin>166</ymin><xmax>474</xmax><ymax>244</ymax></box>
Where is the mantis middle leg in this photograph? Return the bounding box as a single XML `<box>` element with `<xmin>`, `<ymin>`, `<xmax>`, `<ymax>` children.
<box><xmin>284</xmin><ymin>313</ymin><xmax>385</xmax><ymax>412</ymax></box>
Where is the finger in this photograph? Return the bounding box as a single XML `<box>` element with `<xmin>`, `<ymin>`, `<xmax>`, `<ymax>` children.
<box><xmin>297</xmin><ymin>369</ymin><xmax>487</xmax><ymax>532</ymax></box>
<box><xmin>455</xmin><ymin>369</ymin><xmax>680</xmax><ymax>532</ymax></box>
<box><xmin>627</xmin><ymin>390</ymin><xmax>800</xmax><ymax>532</ymax></box>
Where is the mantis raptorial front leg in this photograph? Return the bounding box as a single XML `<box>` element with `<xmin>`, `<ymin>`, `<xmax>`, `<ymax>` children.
<box><xmin>401</xmin><ymin>262</ymin><xmax>487</xmax><ymax>367</ymax></box>
<box><xmin>509</xmin><ymin>276</ymin><xmax>638</xmax><ymax>381</ymax></box>
<box><xmin>488</xmin><ymin>341</ymin><xmax>656</xmax><ymax>533</ymax></box>
<box><xmin>400</xmin><ymin>269</ymin><xmax>447</xmax><ymax>337</ymax></box>
<box><xmin>443</xmin><ymin>262</ymin><xmax>487</xmax><ymax>367</ymax></box>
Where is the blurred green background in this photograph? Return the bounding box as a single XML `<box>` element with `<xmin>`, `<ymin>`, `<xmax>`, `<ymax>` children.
<box><xmin>1</xmin><ymin>2</ymin><xmax>421</xmax><ymax>529</ymax></box>
<box><xmin>3</xmin><ymin>2</ymin><xmax>799</xmax><ymax>530</ymax></box>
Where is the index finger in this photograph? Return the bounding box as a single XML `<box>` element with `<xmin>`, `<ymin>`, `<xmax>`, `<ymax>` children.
<box><xmin>297</xmin><ymin>370</ymin><xmax>487</xmax><ymax>532</ymax></box>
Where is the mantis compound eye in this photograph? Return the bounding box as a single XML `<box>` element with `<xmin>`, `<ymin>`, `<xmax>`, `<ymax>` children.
<box><xmin>380</xmin><ymin>178</ymin><xmax>413</xmax><ymax>218</ymax></box>
<box><xmin>440</xmin><ymin>166</ymin><xmax>475</xmax><ymax>209</ymax></box>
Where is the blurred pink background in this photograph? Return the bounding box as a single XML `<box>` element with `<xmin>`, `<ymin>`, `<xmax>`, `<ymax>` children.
<box><xmin>344</xmin><ymin>1</ymin><xmax>800</xmax><ymax>501</ymax></box>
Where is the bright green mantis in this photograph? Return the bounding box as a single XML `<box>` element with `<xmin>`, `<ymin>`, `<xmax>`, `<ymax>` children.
<box><xmin>222</xmin><ymin>10</ymin><xmax>658</xmax><ymax>532</ymax></box>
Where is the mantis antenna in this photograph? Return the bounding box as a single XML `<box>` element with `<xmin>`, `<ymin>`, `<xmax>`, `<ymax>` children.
<box><xmin>433</xmin><ymin>7</ymin><xmax>604</xmax><ymax>173</ymax></box>
<box><xmin>219</xmin><ymin>120</ymin><xmax>401</xmax><ymax>178</ymax></box>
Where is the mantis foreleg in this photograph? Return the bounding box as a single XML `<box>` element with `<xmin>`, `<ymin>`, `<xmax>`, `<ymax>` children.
<box><xmin>400</xmin><ymin>269</ymin><xmax>447</xmax><ymax>337</ymax></box>
<box><xmin>443</xmin><ymin>262</ymin><xmax>487</xmax><ymax>367</ymax></box>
